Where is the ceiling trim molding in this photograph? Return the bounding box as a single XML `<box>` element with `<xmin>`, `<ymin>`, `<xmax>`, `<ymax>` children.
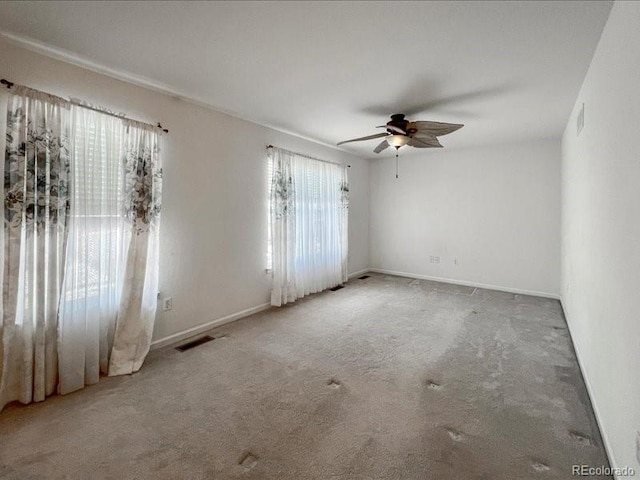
<box><xmin>0</xmin><ymin>30</ymin><xmax>356</xmax><ymax>157</ymax></box>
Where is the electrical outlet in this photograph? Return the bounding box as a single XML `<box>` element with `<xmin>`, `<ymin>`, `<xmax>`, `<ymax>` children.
<box><xmin>429</xmin><ymin>255</ymin><xmax>440</xmax><ymax>264</ymax></box>
<box><xmin>454</xmin><ymin>258</ymin><xmax>458</xmax><ymax>266</ymax></box>
<box><xmin>162</xmin><ymin>297</ymin><xmax>173</xmax><ymax>311</ymax></box>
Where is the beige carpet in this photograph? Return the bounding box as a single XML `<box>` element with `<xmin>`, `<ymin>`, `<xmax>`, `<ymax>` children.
<box><xmin>0</xmin><ymin>273</ymin><xmax>610</xmax><ymax>479</ymax></box>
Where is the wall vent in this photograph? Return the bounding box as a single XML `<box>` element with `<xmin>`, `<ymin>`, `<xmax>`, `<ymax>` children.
<box><xmin>176</xmin><ymin>335</ymin><xmax>215</xmax><ymax>351</ymax></box>
<box><xmin>577</xmin><ymin>103</ymin><xmax>585</xmax><ymax>135</ymax></box>
<box><xmin>330</xmin><ymin>285</ymin><xmax>345</xmax><ymax>291</ymax></box>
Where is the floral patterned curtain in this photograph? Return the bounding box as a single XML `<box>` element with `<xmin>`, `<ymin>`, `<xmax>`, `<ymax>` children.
<box><xmin>1</xmin><ymin>86</ymin><xmax>163</xmax><ymax>410</ymax></box>
<box><xmin>270</xmin><ymin>148</ymin><xmax>296</xmax><ymax>305</ymax></box>
<box><xmin>269</xmin><ymin>147</ymin><xmax>349</xmax><ymax>306</ymax></box>
<box><xmin>0</xmin><ymin>87</ymin><xmax>71</xmax><ymax>410</ymax></box>
<box><xmin>108</xmin><ymin>121</ymin><xmax>162</xmax><ymax>376</ymax></box>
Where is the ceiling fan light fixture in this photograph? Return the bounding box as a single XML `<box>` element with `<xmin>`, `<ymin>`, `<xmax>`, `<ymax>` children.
<box><xmin>387</xmin><ymin>134</ymin><xmax>410</xmax><ymax>148</ymax></box>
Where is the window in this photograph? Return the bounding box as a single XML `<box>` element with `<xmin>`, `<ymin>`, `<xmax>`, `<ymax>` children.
<box><xmin>62</xmin><ymin>107</ymin><xmax>128</xmax><ymax>306</ymax></box>
<box><xmin>267</xmin><ymin>147</ymin><xmax>348</xmax><ymax>306</ymax></box>
<box><xmin>2</xmin><ymin>85</ymin><xmax>163</xmax><ymax>402</ymax></box>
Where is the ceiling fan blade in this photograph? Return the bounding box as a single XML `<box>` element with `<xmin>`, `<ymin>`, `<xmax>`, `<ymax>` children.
<box><xmin>373</xmin><ymin>140</ymin><xmax>389</xmax><ymax>154</ymax></box>
<box><xmin>411</xmin><ymin>131</ymin><xmax>447</xmax><ymax>143</ymax></box>
<box><xmin>409</xmin><ymin>121</ymin><xmax>464</xmax><ymax>137</ymax></box>
<box><xmin>408</xmin><ymin>135</ymin><xmax>443</xmax><ymax>148</ymax></box>
<box><xmin>337</xmin><ymin>132</ymin><xmax>389</xmax><ymax>146</ymax></box>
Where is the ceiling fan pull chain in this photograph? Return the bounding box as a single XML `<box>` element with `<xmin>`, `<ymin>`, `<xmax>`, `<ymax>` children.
<box><xmin>396</xmin><ymin>150</ymin><xmax>399</xmax><ymax>179</ymax></box>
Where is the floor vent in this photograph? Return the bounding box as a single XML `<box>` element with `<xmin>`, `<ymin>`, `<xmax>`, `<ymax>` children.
<box><xmin>358</xmin><ymin>275</ymin><xmax>371</xmax><ymax>279</ymax></box>
<box><xmin>176</xmin><ymin>335</ymin><xmax>215</xmax><ymax>352</ymax></box>
<box><xmin>330</xmin><ymin>285</ymin><xmax>345</xmax><ymax>291</ymax></box>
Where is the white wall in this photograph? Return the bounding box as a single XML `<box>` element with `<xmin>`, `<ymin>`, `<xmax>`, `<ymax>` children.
<box><xmin>369</xmin><ymin>139</ymin><xmax>561</xmax><ymax>297</ymax></box>
<box><xmin>0</xmin><ymin>38</ymin><xmax>370</xmax><ymax>344</ymax></box>
<box><xmin>561</xmin><ymin>2</ymin><xmax>640</xmax><ymax>476</ymax></box>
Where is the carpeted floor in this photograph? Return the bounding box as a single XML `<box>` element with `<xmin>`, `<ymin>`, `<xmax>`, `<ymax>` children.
<box><xmin>0</xmin><ymin>273</ymin><xmax>610</xmax><ymax>479</ymax></box>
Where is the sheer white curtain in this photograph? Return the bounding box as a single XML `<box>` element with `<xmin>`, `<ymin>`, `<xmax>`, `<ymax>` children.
<box><xmin>108</xmin><ymin>122</ymin><xmax>162</xmax><ymax>376</ymax></box>
<box><xmin>269</xmin><ymin>147</ymin><xmax>348</xmax><ymax>306</ymax></box>
<box><xmin>58</xmin><ymin>112</ymin><xmax>162</xmax><ymax>392</ymax></box>
<box><xmin>1</xmin><ymin>85</ymin><xmax>163</xmax><ymax>408</ymax></box>
<box><xmin>0</xmin><ymin>87</ymin><xmax>71</xmax><ymax>410</ymax></box>
<box><xmin>57</xmin><ymin>107</ymin><xmax>128</xmax><ymax>394</ymax></box>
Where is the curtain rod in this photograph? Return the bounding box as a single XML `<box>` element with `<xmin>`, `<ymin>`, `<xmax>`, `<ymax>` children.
<box><xmin>266</xmin><ymin>145</ymin><xmax>351</xmax><ymax>168</ymax></box>
<box><xmin>1</xmin><ymin>78</ymin><xmax>168</xmax><ymax>133</ymax></box>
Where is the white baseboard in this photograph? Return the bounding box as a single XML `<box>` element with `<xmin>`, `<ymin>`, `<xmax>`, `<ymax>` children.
<box><xmin>151</xmin><ymin>302</ymin><xmax>272</xmax><ymax>350</ymax></box>
<box><xmin>348</xmin><ymin>268</ymin><xmax>371</xmax><ymax>280</ymax></box>
<box><xmin>151</xmin><ymin>268</ymin><xmax>558</xmax><ymax>351</ymax></box>
<box><xmin>152</xmin><ymin>269</ymin><xmax>370</xmax><ymax>350</ymax></box>
<box><xmin>369</xmin><ymin>268</ymin><xmax>561</xmax><ymax>299</ymax></box>
<box><xmin>561</xmin><ymin>300</ymin><xmax>619</xmax><ymax>478</ymax></box>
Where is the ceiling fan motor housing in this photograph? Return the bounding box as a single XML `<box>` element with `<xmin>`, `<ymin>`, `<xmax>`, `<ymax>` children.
<box><xmin>388</xmin><ymin>114</ymin><xmax>417</xmax><ymax>135</ymax></box>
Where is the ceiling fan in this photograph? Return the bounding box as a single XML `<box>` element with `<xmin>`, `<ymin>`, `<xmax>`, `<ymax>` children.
<box><xmin>337</xmin><ymin>114</ymin><xmax>463</xmax><ymax>153</ymax></box>
<box><xmin>337</xmin><ymin>114</ymin><xmax>463</xmax><ymax>178</ymax></box>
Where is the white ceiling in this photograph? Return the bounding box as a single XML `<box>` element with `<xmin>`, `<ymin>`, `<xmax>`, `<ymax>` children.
<box><xmin>0</xmin><ymin>1</ymin><xmax>612</xmax><ymax>157</ymax></box>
